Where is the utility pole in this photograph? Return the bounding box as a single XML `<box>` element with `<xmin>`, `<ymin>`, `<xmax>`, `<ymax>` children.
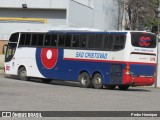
<box><xmin>155</xmin><ymin>0</ymin><xmax>160</xmax><ymax>88</ymax></box>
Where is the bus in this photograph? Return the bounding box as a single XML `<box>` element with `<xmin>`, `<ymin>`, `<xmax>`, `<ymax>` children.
<box><xmin>3</xmin><ymin>29</ymin><xmax>157</xmax><ymax>90</ymax></box>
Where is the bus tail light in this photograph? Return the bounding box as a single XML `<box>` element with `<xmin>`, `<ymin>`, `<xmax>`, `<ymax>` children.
<box><xmin>125</xmin><ymin>63</ymin><xmax>130</xmax><ymax>74</ymax></box>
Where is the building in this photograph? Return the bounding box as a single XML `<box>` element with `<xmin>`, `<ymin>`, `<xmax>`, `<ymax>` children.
<box><xmin>0</xmin><ymin>0</ymin><xmax>121</xmax><ymax>53</ymax></box>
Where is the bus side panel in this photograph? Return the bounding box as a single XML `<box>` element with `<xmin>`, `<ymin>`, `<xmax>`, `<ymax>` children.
<box><xmin>36</xmin><ymin>48</ymin><xmax>114</xmax><ymax>84</ymax></box>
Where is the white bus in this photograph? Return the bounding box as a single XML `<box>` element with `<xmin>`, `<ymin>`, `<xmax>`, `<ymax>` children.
<box><xmin>3</xmin><ymin>29</ymin><xmax>157</xmax><ymax>90</ymax></box>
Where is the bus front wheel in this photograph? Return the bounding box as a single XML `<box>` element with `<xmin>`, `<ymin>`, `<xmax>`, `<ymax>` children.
<box><xmin>18</xmin><ymin>67</ymin><xmax>29</xmax><ymax>81</ymax></box>
<box><xmin>118</xmin><ymin>85</ymin><xmax>129</xmax><ymax>90</ymax></box>
<box><xmin>92</xmin><ymin>73</ymin><xmax>103</xmax><ymax>89</ymax></box>
<box><xmin>79</xmin><ymin>72</ymin><xmax>92</xmax><ymax>88</ymax></box>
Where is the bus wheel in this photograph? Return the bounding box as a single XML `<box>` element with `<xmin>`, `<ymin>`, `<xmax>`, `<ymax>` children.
<box><xmin>18</xmin><ymin>67</ymin><xmax>29</xmax><ymax>81</ymax></box>
<box><xmin>42</xmin><ymin>79</ymin><xmax>52</xmax><ymax>84</ymax></box>
<box><xmin>92</xmin><ymin>73</ymin><xmax>103</xmax><ymax>89</ymax></box>
<box><xmin>118</xmin><ymin>85</ymin><xmax>129</xmax><ymax>90</ymax></box>
<box><xmin>79</xmin><ymin>72</ymin><xmax>91</xmax><ymax>88</ymax></box>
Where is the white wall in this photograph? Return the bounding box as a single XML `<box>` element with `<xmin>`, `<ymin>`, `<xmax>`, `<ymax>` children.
<box><xmin>94</xmin><ymin>0</ymin><xmax>119</xmax><ymax>30</ymax></box>
<box><xmin>68</xmin><ymin>0</ymin><xmax>94</xmax><ymax>28</ymax></box>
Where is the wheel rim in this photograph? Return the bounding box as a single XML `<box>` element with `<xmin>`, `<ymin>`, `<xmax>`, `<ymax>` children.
<box><xmin>95</xmin><ymin>77</ymin><xmax>102</xmax><ymax>85</ymax></box>
<box><xmin>81</xmin><ymin>76</ymin><xmax>88</xmax><ymax>85</ymax></box>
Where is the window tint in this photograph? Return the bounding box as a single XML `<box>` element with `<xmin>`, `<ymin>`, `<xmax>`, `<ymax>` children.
<box><xmin>72</xmin><ymin>35</ymin><xmax>80</xmax><ymax>47</ymax></box>
<box><xmin>19</xmin><ymin>34</ymin><xmax>25</xmax><ymax>45</ymax></box>
<box><xmin>131</xmin><ymin>32</ymin><xmax>156</xmax><ymax>48</ymax></box>
<box><xmin>58</xmin><ymin>34</ymin><xmax>65</xmax><ymax>47</ymax></box>
<box><xmin>25</xmin><ymin>34</ymin><xmax>31</xmax><ymax>45</ymax></box>
<box><xmin>31</xmin><ymin>34</ymin><xmax>38</xmax><ymax>46</ymax></box>
<box><xmin>51</xmin><ymin>34</ymin><xmax>57</xmax><ymax>46</ymax></box>
<box><xmin>80</xmin><ymin>35</ymin><xmax>87</xmax><ymax>48</ymax></box>
<box><xmin>9</xmin><ymin>33</ymin><xmax>19</xmax><ymax>42</ymax></box>
<box><xmin>104</xmin><ymin>35</ymin><xmax>110</xmax><ymax>50</ymax></box>
<box><xmin>65</xmin><ymin>35</ymin><xmax>72</xmax><ymax>47</ymax></box>
<box><xmin>44</xmin><ymin>34</ymin><xmax>51</xmax><ymax>46</ymax></box>
<box><xmin>37</xmin><ymin>34</ymin><xmax>44</xmax><ymax>46</ymax></box>
<box><xmin>88</xmin><ymin>35</ymin><xmax>95</xmax><ymax>48</ymax></box>
<box><xmin>114</xmin><ymin>35</ymin><xmax>125</xmax><ymax>50</ymax></box>
<box><xmin>95</xmin><ymin>35</ymin><xmax>103</xmax><ymax>48</ymax></box>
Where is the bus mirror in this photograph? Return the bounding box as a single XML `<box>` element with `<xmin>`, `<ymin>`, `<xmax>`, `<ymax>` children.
<box><xmin>2</xmin><ymin>44</ymin><xmax>7</xmax><ymax>54</ymax></box>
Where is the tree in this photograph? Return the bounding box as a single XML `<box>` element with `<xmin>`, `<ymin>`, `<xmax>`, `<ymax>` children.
<box><xmin>120</xmin><ymin>0</ymin><xmax>159</xmax><ymax>32</ymax></box>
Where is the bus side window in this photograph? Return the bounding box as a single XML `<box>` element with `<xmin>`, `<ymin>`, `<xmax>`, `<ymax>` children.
<box><xmin>72</xmin><ymin>35</ymin><xmax>80</xmax><ymax>47</ymax></box>
<box><xmin>95</xmin><ymin>35</ymin><xmax>103</xmax><ymax>49</ymax></box>
<box><xmin>80</xmin><ymin>35</ymin><xmax>87</xmax><ymax>48</ymax></box>
<box><xmin>44</xmin><ymin>34</ymin><xmax>51</xmax><ymax>46</ymax></box>
<box><xmin>37</xmin><ymin>34</ymin><xmax>44</xmax><ymax>46</ymax></box>
<box><xmin>31</xmin><ymin>34</ymin><xmax>38</xmax><ymax>46</ymax></box>
<box><xmin>19</xmin><ymin>34</ymin><xmax>25</xmax><ymax>46</ymax></box>
<box><xmin>104</xmin><ymin>35</ymin><xmax>109</xmax><ymax>50</ymax></box>
<box><xmin>58</xmin><ymin>34</ymin><xmax>65</xmax><ymax>47</ymax></box>
<box><xmin>65</xmin><ymin>34</ymin><xmax>72</xmax><ymax>47</ymax></box>
<box><xmin>88</xmin><ymin>35</ymin><xmax>95</xmax><ymax>48</ymax></box>
<box><xmin>25</xmin><ymin>34</ymin><xmax>31</xmax><ymax>46</ymax></box>
<box><xmin>108</xmin><ymin>35</ymin><xmax>114</xmax><ymax>50</ymax></box>
<box><xmin>51</xmin><ymin>34</ymin><xmax>57</xmax><ymax>47</ymax></box>
<box><xmin>113</xmin><ymin>35</ymin><xmax>125</xmax><ymax>50</ymax></box>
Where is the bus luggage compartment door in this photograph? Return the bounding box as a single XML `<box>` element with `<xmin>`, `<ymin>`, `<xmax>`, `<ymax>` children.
<box><xmin>129</xmin><ymin>53</ymin><xmax>156</xmax><ymax>77</ymax></box>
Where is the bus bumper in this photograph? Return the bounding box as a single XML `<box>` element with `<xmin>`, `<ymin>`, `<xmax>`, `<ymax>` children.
<box><xmin>123</xmin><ymin>72</ymin><xmax>155</xmax><ymax>86</ymax></box>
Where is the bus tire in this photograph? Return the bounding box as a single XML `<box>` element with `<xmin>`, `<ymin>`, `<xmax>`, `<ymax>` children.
<box><xmin>118</xmin><ymin>85</ymin><xmax>129</xmax><ymax>90</ymax></box>
<box><xmin>79</xmin><ymin>72</ymin><xmax>91</xmax><ymax>88</ymax></box>
<box><xmin>42</xmin><ymin>79</ymin><xmax>52</xmax><ymax>84</ymax></box>
<box><xmin>18</xmin><ymin>67</ymin><xmax>29</xmax><ymax>81</ymax></box>
<box><xmin>92</xmin><ymin>73</ymin><xmax>103</xmax><ymax>89</ymax></box>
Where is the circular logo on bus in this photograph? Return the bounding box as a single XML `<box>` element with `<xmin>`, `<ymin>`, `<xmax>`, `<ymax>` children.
<box><xmin>41</xmin><ymin>48</ymin><xmax>58</xmax><ymax>69</ymax></box>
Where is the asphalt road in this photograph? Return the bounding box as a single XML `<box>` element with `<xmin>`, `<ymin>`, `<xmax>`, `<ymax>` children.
<box><xmin>0</xmin><ymin>75</ymin><xmax>160</xmax><ymax>120</ymax></box>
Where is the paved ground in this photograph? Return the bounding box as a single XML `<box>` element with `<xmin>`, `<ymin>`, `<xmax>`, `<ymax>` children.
<box><xmin>0</xmin><ymin>75</ymin><xmax>160</xmax><ymax>120</ymax></box>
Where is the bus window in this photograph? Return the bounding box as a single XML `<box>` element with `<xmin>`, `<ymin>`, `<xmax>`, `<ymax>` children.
<box><xmin>58</xmin><ymin>34</ymin><xmax>65</xmax><ymax>47</ymax></box>
<box><xmin>65</xmin><ymin>34</ymin><xmax>72</xmax><ymax>47</ymax></box>
<box><xmin>44</xmin><ymin>34</ymin><xmax>51</xmax><ymax>46</ymax></box>
<box><xmin>31</xmin><ymin>34</ymin><xmax>38</xmax><ymax>46</ymax></box>
<box><xmin>9</xmin><ymin>33</ymin><xmax>19</xmax><ymax>42</ymax></box>
<box><xmin>88</xmin><ymin>35</ymin><xmax>95</xmax><ymax>48</ymax></box>
<box><xmin>72</xmin><ymin>35</ymin><xmax>80</xmax><ymax>47</ymax></box>
<box><xmin>19</xmin><ymin>34</ymin><xmax>25</xmax><ymax>46</ymax></box>
<box><xmin>25</xmin><ymin>34</ymin><xmax>31</xmax><ymax>46</ymax></box>
<box><xmin>80</xmin><ymin>35</ymin><xmax>87</xmax><ymax>48</ymax></box>
<box><xmin>37</xmin><ymin>34</ymin><xmax>44</xmax><ymax>46</ymax></box>
<box><xmin>95</xmin><ymin>35</ymin><xmax>103</xmax><ymax>49</ymax></box>
<box><xmin>113</xmin><ymin>35</ymin><xmax>125</xmax><ymax>50</ymax></box>
<box><xmin>104</xmin><ymin>35</ymin><xmax>113</xmax><ymax>50</ymax></box>
<box><xmin>51</xmin><ymin>34</ymin><xmax>57</xmax><ymax>47</ymax></box>
<box><xmin>131</xmin><ymin>32</ymin><xmax>156</xmax><ymax>48</ymax></box>
<box><xmin>5</xmin><ymin>43</ymin><xmax>17</xmax><ymax>62</ymax></box>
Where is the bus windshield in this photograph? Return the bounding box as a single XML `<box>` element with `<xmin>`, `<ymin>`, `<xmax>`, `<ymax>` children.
<box><xmin>131</xmin><ymin>32</ymin><xmax>156</xmax><ymax>48</ymax></box>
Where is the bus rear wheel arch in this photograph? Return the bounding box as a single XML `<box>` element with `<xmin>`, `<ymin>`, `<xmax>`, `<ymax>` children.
<box><xmin>79</xmin><ymin>72</ymin><xmax>92</xmax><ymax>88</ymax></box>
<box><xmin>92</xmin><ymin>73</ymin><xmax>103</xmax><ymax>89</ymax></box>
<box><xmin>18</xmin><ymin>66</ymin><xmax>29</xmax><ymax>81</ymax></box>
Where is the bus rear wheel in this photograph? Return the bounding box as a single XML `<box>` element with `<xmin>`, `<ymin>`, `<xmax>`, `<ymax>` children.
<box><xmin>79</xmin><ymin>72</ymin><xmax>91</xmax><ymax>88</ymax></box>
<box><xmin>118</xmin><ymin>85</ymin><xmax>129</xmax><ymax>90</ymax></box>
<box><xmin>92</xmin><ymin>73</ymin><xmax>103</xmax><ymax>89</ymax></box>
<box><xmin>18</xmin><ymin>67</ymin><xmax>29</xmax><ymax>81</ymax></box>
